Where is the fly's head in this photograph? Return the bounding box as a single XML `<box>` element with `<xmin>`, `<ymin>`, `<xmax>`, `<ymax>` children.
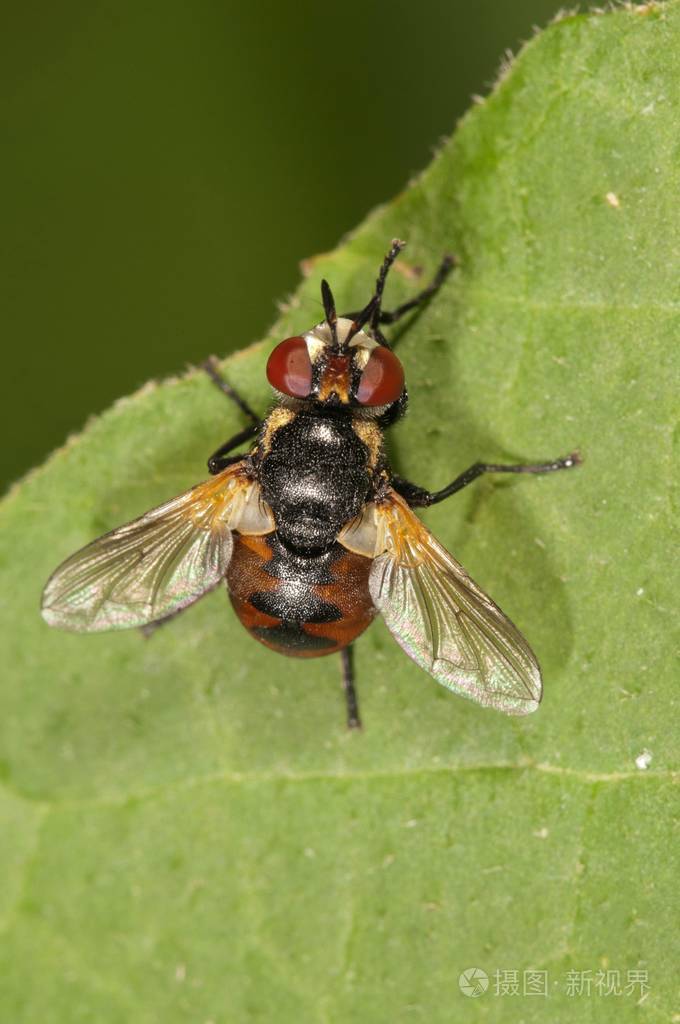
<box><xmin>266</xmin><ymin>243</ymin><xmax>409</xmax><ymax>419</ymax></box>
<box><xmin>265</xmin><ymin>317</ymin><xmax>405</xmax><ymax>417</ymax></box>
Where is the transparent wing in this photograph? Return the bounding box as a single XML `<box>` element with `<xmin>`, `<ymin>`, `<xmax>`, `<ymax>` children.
<box><xmin>368</xmin><ymin>490</ymin><xmax>542</xmax><ymax>715</ymax></box>
<box><xmin>42</xmin><ymin>462</ymin><xmax>274</xmax><ymax>632</ymax></box>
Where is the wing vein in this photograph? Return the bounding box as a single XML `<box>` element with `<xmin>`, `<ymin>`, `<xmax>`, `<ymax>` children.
<box><xmin>369</xmin><ymin>490</ymin><xmax>542</xmax><ymax>715</ymax></box>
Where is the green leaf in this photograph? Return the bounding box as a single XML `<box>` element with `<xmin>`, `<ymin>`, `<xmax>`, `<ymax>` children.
<box><xmin>2</xmin><ymin>4</ymin><xmax>677</xmax><ymax>1020</ymax></box>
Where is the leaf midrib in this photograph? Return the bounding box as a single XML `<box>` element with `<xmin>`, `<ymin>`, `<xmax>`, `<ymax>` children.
<box><xmin>1</xmin><ymin>760</ymin><xmax>674</xmax><ymax>813</ymax></box>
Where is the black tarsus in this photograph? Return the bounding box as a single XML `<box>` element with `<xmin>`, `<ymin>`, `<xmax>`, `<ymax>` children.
<box><xmin>369</xmin><ymin>238</ymin><xmax>407</xmax><ymax>332</ymax></box>
<box><xmin>340</xmin><ymin>646</ymin><xmax>361</xmax><ymax>729</ymax></box>
<box><xmin>202</xmin><ymin>356</ymin><xmax>263</xmax><ymax>474</ymax></box>
<box><xmin>393</xmin><ymin>452</ymin><xmax>582</xmax><ymax>508</ymax></box>
<box><xmin>343</xmin><ymin>238</ymin><xmax>406</xmax><ymax>344</ymax></box>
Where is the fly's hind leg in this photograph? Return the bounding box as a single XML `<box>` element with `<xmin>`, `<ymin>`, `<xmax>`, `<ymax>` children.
<box><xmin>340</xmin><ymin>646</ymin><xmax>362</xmax><ymax>730</ymax></box>
<box><xmin>202</xmin><ymin>356</ymin><xmax>264</xmax><ymax>474</ymax></box>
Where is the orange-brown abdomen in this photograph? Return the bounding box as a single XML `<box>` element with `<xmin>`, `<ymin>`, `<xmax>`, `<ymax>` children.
<box><xmin>226</xmin><ymin>533</ymin><xmax>376</xmax><ymax>657</ymax></box>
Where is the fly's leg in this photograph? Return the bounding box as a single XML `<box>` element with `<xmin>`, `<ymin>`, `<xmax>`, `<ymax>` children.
<box><xmin>203</xmin><ymin>355</ymin><xmax>261</xmax><ymax>423</ymax></box>
<box><xmin>341</xmin><ymin>244</ymin><xmax>456</xmax><ymax>345</ymax></box>
<box><xmin>393</xmin><ymin>452</ymin><xmax>581</xmax><ymax>507</ymax></box>
<box><xmin>340</xmin><ymin>646</ymin><xmax>362</xmax><ymax>730</ymax></box>
<box><xmin>207</xmin><ymin>426</ymin><xmax>259</xmax><ymax>474</ymax></box>
<box><xmin>202</xmin><ymin>356</ymin><xmax>263</xmax><ymax>474</ymax></box>
<box><xmin>375</xmin><ymin>253</ymin><xmax>456</xmax><ymax>327</ymax></box>
<box><xmin>139</xmin><ymin>359</ymin><xmax>262</xmax><ymax>638</ymax></box>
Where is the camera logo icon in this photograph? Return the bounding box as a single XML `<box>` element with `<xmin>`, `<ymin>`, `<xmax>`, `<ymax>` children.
<box><xmin>458</xmin><ymin>967</ymin><xmax>489</xmax><ymax>997</ymax></box>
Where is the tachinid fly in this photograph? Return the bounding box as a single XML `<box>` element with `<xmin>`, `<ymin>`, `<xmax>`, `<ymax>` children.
<box><xmin>42</xmin><ymin>240</ymin><xmax>579</xmax><ymax>728</ymax></box>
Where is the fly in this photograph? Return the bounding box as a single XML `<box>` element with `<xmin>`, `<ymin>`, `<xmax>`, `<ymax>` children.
<box><xmin>42</xmin><ymin>240</ymin><xmax>579</xmax><ymax>728</ymax></box>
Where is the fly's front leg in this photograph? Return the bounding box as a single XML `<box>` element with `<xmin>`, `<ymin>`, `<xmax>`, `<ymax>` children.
<box><xmin>203</xmin><ymin>356</ymin><xmax>261</xmax><ymax>424</ymax></box>
<box><xmin>393</xmin><ymin>452</ymin><xmax>581</xmax><ymax>507</ymax></box>
<box><xmin>207</xmin><ymin>426</ymin><xmax>259</xmax><ymax>474</ymax></box>
<box><xmin>341</xmin><ymin>251</ymin><xmax>456</xmax><ymax>346</ymax></box>
<box><xmin>340</xmin><ymin>646</ymin><xmax>361</xmax><ymax>730</ymax></box>
<box><xmin>375</xmin><ymin>253</ymin><xmax>456</xmax><ymax>327</ymax></box>
<box><xmin>202</xmin><ymin>356</ymin><xmax>263</xmax><ymax>474</ymax></box>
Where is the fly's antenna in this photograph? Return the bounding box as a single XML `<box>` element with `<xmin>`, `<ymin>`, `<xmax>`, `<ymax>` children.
<box><xmin>345</xmin><ymin>238</ymin><xmax>405</xmax><ymax>345</ymax></box>
<box><xmin>321</xmin><ymin>279</ymin><xmax>338</xmax><ymax>347</ymax></box>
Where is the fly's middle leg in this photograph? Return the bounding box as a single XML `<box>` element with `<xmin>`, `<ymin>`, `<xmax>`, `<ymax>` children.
<box><xmin>393</xmin><ymin>452</ymin><xmax>582</xmax><ymax>507</ymax></box>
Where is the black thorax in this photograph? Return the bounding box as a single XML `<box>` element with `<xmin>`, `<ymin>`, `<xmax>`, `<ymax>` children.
<box><xmin>257</xmin><ymin>409</ymin><xmax>376</xmax><ymax>553</ymax></box>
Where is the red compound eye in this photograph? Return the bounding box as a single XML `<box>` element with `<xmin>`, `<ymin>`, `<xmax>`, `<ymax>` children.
<box><xmin>355</xmin><ymin>346</ymin><xmax>405</xmax><ymax>406</ymax></box>
<box><xmin>266</xmin><ymin>336</ymin><xmax>313</xmax><ymax>398</ymax></box>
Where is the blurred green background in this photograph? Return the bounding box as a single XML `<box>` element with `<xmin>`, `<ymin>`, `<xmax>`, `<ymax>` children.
<box><xmin>3</xmin><ymin>0</ymin><xmax>563</xmax><ymax>492</ymax></box>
